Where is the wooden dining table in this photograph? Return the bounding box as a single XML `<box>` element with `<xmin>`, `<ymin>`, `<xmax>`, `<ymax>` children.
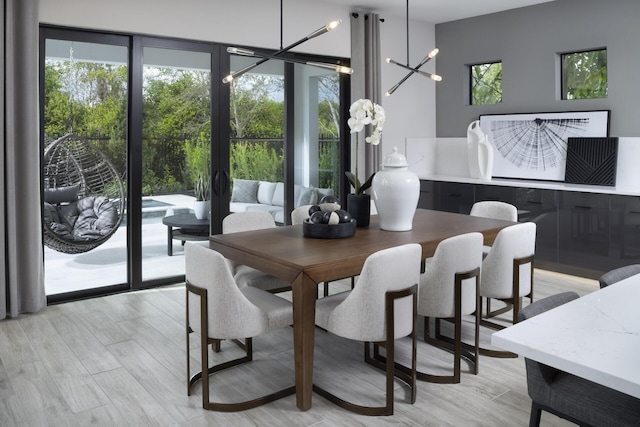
<box><xmin>209</xmin><ymin>208</ymin><xmax>515</xmax><ymax>411</ymax></box>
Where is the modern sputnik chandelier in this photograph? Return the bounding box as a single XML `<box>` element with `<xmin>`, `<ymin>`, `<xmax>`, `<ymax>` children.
<box><xmin>223</xmin><ymin>0</ymin><xmax>353</xmax><ymax>83</ymax></box>
<box><xmin>385</xmin><ymin>0</ymin><xmax>442</xmax><ymax>96</ymax></box>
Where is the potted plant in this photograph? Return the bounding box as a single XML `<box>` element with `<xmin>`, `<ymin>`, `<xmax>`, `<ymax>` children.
<box><xmin>345</xmin><ymin>98</ymin><xmax>385</xmax><ymax>227</ymax></box>
<box><xmin>185</xmin><ymin>133</ymin><xmax>211</xmax><ymax>219</ymax></box>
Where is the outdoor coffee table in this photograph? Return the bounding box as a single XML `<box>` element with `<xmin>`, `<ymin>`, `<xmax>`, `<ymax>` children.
<box><xmin>162</xmin><ymin>213</ymin><xmax>210</xmax><ymax>256</ymax></box>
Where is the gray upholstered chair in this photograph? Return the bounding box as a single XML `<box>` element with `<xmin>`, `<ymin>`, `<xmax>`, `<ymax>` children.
<box><xmin>417</xmin><ymin>232</ymin><xmax>483</xmax><ymax>383</ymax></box>
<box><xmin>519</xmin><ymin>291</ymin><xmax>640</xmax><ymax>427</ymax></box>
<box><xmin>185</xmin><ymin>243</ymin><xmax>295</xmax><ymax>411</ymax></box>
<box><xmin>223</xmin><ymin>212</ymin><xmax>291</xmax><ymax>293</ymax></box>
<box><xmin>479</xmin><ymin>222</ymin><xmax>536</xmax><ymax>356</ymax></box>
<box><xmin>598</xmin><ymin>264</ymin><xmax>640</xmax><ymax>288</ymax></box>
<box><xmin>313</xmin><ymin>243</ymin><xmax>420</xmax><ymax>416</ymax></box>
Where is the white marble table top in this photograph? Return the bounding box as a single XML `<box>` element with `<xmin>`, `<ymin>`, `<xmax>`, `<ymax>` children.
<box><xmin>491</xmin><ymin>277</ymin><xmax>640</xmax><ymax>399</ymax></box>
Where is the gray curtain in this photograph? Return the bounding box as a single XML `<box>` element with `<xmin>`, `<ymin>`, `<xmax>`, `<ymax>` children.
<box><xmin>350</xmin><ymin>12</ymin><xmax>382</xmax><ymax>180</ymax></box>
<box><xmin>1</xmin><ymin>0</ymin><xmax>46</xmax><ymax>319</ymax></box>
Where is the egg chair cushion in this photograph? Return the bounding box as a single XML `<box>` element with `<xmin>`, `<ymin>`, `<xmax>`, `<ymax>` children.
<box><xmin>44</xmin><ymin>196</ymin><xmax>119</xmax><ymax>241</ymax></box>
<box><xmin>73</xmin><ymin>197</ymin><xmax>119</xmax><ymax>240</ymax></box>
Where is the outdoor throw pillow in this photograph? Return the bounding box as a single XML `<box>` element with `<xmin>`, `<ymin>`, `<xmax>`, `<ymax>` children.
<box><xmin>44</xmin><ymin>185</ymin><xmax>79</xmax><ymax>204</ymax></box>
<box><xmin>231</xmin><ymin>179</ymin><xmax>259</xmax><ymax>203</ymax></box>
<box><xmin>297</xmin><ymin>187</ymin><xmax>318</xmax><ymax>207</ymax></box>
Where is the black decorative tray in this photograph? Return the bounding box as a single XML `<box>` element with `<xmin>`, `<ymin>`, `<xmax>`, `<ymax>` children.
<box><xmin>302</xmin><ymin>219</ymin><xmax>356</xmax><ymax>239</ymax></box>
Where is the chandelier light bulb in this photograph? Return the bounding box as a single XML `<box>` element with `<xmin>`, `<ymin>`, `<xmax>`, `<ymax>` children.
<box><xmin>227</xmin><ymin>47</ymin><xmax>255</xmax><ymax>56</ymax></box>
<box><xmin>327</xmin><ymin>19</ymin><xmax>342</xmax><ymax>31</ymax></box>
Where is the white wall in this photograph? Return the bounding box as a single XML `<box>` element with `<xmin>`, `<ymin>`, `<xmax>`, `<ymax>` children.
<box><xmin>39</xmin><ymin>0</ymin><xmax>437</xmax><ymax>163</ymax></box>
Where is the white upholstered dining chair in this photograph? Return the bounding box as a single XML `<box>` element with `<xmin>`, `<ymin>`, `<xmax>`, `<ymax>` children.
<box><xmin>222</xmin><ymin>211</ymin><xmax>291</xmax><ymax>293</ymax></box>
<box><xmin>480</xmin><ymin>222</ymin><xmax>536</xmax><ymax>353</ymax></box>
<box><xmin>470</xmin><ymin>201</ymin><xmax>518</xmax><ymax>256</ymax></box>
<box><xmin>417</xmin><ymin>232</ymin><xmax>483</xmax><ymax>383</ymax></box>
<box><xmin>470</xmin><ymin>201</ymin><xmax>518</xmax><ymax>222</ymax></box>
<box><xmin>313</xmin><ymin>243</ymin><xmax>421</xmax><ymax>416</ymax></box>
<box><xmin>185</xmin><ymin>243</ymin><xmax>295</xmax><ymax>411</ymax></box>
<box><xmin>290</xmin><ymin>204</ymin><xmax>312</xmax><ymax>226</ymax></box>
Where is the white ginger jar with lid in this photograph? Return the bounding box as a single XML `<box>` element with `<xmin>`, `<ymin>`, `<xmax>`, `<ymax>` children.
<box><xmin>371</xmin><ymin>146</ymin><xmax>420</xmax><ymax>231</ymax></box>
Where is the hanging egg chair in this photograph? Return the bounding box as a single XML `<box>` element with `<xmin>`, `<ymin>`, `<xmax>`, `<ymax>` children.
<box><xmin>43</xmin><ymin>133</ymin><xmax>126</xmax><ymax>254</ymax></box>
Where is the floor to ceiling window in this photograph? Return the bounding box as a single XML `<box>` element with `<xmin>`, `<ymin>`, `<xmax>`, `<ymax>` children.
<box><xmin>41</xmin><ymin>26</ymin><xmax>349</xmax><ymax>301</ymax></box>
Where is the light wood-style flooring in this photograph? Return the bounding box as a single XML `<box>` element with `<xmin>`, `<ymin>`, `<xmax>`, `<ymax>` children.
<box><xmin>0</xmin><ymin>269</ymin><xmax>598</xmax><ymax>426</ymax></box>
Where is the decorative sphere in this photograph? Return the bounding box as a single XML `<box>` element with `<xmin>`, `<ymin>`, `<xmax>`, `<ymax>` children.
<box><xmin>309</xmin><ymin>211</ymin><xmax>324</xmax><ymax>224</ymax></box>
<box><xmin>335</xmin><ymin>209</ymin><xmax>352</xmax><ymax>223</ymax></box>
<box><xmin>320</xmin><ymin>195</ymin><xmax>338</xmax><ymax>204</ymax></box>
<box><xmin>308</xmin><ymin>205</ymin><xmax>321</xmax><ymax>215</ymax></box>
<box><xmin>323</xmin><ymin>211</ymin><xmax>340</xmax><ymax>225</ymax></box>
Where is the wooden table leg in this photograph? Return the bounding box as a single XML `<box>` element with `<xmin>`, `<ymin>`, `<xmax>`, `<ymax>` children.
<box><xmin>292</xmin><ymin>272</ymin><xmax>317</xmax><ymax>411</ymax></box>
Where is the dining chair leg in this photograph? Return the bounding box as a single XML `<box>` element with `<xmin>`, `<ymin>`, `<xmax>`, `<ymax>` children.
<box><xmin>186</xmin><ymin>282</ymin><xmax>295</xmax><ymax>411</ymax></box>
<box><xmin>369</xmin><ymin>269</ymin><xmax>480</xmax><ymax>385</ymax></box>
<box><xmin>317</xmin><ymin>285</ymin><xmax>417</xmax><ymax>416</ymax></box>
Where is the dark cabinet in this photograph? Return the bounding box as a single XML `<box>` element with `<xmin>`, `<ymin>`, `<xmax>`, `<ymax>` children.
<box><xmin>420</xmin><ymin>179</ymin><xmax>638</xmax><ymax>278</ymax></box>
<box><xmin>474</xmin><ymin>185</ymin><xmax>516</xmax><ymax>208</ymax></box>
<box><xmin>558</xmin><ymin>192</ymin><xmax>610</xmax><ymax>272</ymax></box>
<box><xmin>436</xmin><ymin>182</ymin><xmax>474</xmax><ymax>213</ymax></box>
<box><xmin>516</xmin><ymin>188</ymin><xmax>558</xmax><ymax>263</ymax></box>
<box><xmin>610</xmin><ymin>195</ymin><xmax>640</xmax><ymax>268</ymax></box>
<box><xmin>417</xmin><ymin>180</ymin><xmax>435</xmax><ymax>210</ymax></box>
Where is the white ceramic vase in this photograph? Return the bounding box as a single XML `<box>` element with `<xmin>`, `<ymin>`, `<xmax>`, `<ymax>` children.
<box><xmin>193</xmin><ymin>200</ymin><xmax>209</xmax><ymax>220</ymax></box>
<box><xmin>467</xmin><ymin>120</ymin><xmax>494</xmax><ymax>181</ymax></box>
<box><xmin>371</xmin><ymin>147</ymin><xmax>420</xmax><ymax>231</ymax></box>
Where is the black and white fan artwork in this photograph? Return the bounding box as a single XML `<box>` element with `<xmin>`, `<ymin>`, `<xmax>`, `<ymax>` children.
<box><xmin>490</xmin><ymin>118</ymin><xmax>589</xmax><ymax>171</ymax></box>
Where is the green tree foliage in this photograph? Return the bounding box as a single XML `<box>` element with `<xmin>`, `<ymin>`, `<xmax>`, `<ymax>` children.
<box><xmin>184</xmin><ymin>132</ymin><xmax>211</xmax><ymax>200</ymax></box>
<box><xmin>230</xmin><ymin>141</ymin><xmax>283</xmax><ymax>182</ymax></box>
<box><xmin>471</xmin><ymin>62</ymin><xmax>502</xmax><ymax>105</ymax></box>
<box><xmin>317</xmin><ymin>75</ymin><xmax>340</xmax><ymax>138</ymax></box>
<box><xmin>230</xmin><ymin>74</ymin><xmax>283</xmax><ymax>138</ymax></box>
<box><xmin>562</xmin><ymin>49</ymin><xmax>607</xmax><ymax>100</ymax></box>
<box><xmin>44</xmin><ymin>60</ymin><xmax>128</xmax><ymax>179</ymax></box>
<box><xmin>143</xmin><ymin>67</ymin><xmax>211</xmax><ymax>195</ymax></box>
<box><xmin>45</xmin><ymin>58</ymin><xmax>342</xmax><ymax>198</ymax></box>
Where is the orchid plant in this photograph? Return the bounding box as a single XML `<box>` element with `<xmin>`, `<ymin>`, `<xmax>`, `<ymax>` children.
<box><xmin>346</xmin><ymin>98</ymin><xmax>386</xmax><ymax>194</ymax></box>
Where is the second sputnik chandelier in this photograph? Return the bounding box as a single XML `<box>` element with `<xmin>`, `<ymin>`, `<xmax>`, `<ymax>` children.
<box><xmin>386</xmin><ymin>0</ymin><xmax>442</xmax><ymax>96</ymax></box>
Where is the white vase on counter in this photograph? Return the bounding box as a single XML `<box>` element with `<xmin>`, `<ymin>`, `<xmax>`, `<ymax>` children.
<box><xmin>371</xmin><ymin>147</ymin><xmax>420</xmax><ymax>231</ymax></box>
<box><xmin>467</xmin><ymin>120</ymin><xmax>493</xmax><ymax>181</ymax></box>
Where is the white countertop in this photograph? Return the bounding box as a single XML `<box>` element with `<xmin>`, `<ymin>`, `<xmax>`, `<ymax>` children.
<box><xmin>491</xmin><ymin>277</ymin><xmax>640</xmax><ymax>399</ymax></box>
<box><xmin>419</xmin><ymin>174</ymin><xmax>640</xmax><ymax>197</ymax></box>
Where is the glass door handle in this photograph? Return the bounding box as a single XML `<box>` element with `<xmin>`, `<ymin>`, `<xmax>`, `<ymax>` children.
<box><xmin>222</xmin><ymin>170</ymin><xmax>230</xmax><ymax>196</ymax></box>
<box><xmin>213</xmin><ymin>170</ymin><xmax>220</xmax><ymax>196</ymax></box>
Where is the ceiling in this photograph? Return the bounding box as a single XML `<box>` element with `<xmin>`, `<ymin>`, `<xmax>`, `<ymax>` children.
<box><xmin>320</xmin><ymin>0</ymin><xmax>555</xmax><ymax>24</ymax></box>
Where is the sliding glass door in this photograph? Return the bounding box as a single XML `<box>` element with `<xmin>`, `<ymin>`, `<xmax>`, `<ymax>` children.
<box><xmin>42</xmin><ymin>32</ymin><xmax>129</xmax><ymax>296</ymax></box>
<box><xmin>223</xmin><ymin>56</ymin><xmax>347</xmax><ymax>227</ymax></box>
<box><xmin>291</xmin><ymin>63</ymin><xmax>343</xmax><ymax>209</ymax></box>
<box><xmin>41</xmin><ymin>26</ymin><xmax>349</xmax><ymax>301</ymax></box>
<box><xmin>141</xmin><ymin>45</ymin><xmax>212</xmax><ymax>278</ymax></box>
